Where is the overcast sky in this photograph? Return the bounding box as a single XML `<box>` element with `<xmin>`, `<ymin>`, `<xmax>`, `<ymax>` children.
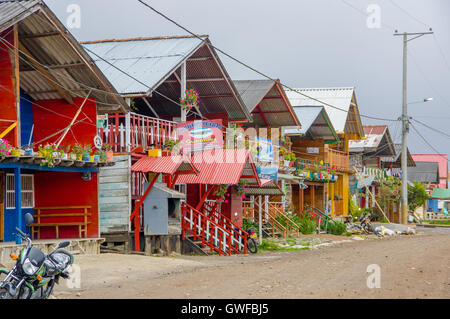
<box><xmin>46</xmin><ymin>0</ymin><xmax>450</xmax><ymax>159</ymax></box>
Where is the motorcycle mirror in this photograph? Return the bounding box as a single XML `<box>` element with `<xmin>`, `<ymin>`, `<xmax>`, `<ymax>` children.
<box><xmin>24</xmin><ymin>213</ymin><xmax>34</xmax><ymax>226</ymax></box>
<box><xmin>57</xmin><ymin>241</ymin><xmax>70</xmax><ymax>249</ymax></box>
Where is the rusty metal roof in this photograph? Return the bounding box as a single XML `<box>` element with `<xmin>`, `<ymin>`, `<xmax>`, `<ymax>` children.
<box><xmin>131</xmin><ymin>155</ymin><xmax>199</xmax><ymax>175</ymax></box>
<box><xmin>176</xmin><ymin>149</ymin><xmax>260</xmax><ymax>185</ymax></box>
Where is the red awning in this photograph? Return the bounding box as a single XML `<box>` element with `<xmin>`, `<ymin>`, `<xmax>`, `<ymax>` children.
<box><xmin>176</xmin><ymin>149</ymin><xmax>260</xmax><ymax>186</ymax></box>
<box><xmin>131</xmin><ymin>155</ymin><xmax>199</xmax><ymax>175</ymax></box>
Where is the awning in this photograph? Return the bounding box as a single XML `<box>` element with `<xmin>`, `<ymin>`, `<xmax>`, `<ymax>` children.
<box><xmin>246</xmin><ymin>179</ymin><xmax>284</xmax><ymax>196</ymax></box>
<box><xmin>176</xmin><ymin>149</ymin><xmax>260</xmax><ymax>186</ymax></box>
<box><xmin>131</xmin><ymin>155</ymin><xmax>199</xmax><ymax>175</ymax></box>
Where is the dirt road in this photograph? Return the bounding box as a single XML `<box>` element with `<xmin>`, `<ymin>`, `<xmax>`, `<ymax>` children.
<box><xmin>54</xmin><ymin>227</ymin><xmax>450</xmax><ymax>298</ymax></box>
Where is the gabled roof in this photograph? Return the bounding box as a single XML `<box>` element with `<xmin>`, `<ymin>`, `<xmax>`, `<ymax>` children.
<box><xmin>0</xmin><ymin>0</ymin><xmax>128</xmax><ymax>113</ymax></box>
<box><xmin>292</xmin><ymin>105</ymin><xmax>339</xmax><ymax>143</ymax></box>
<box><xmin>285</xmin><ymin>87</ymin><xmax>364</xmax><ymax>137</ymax></box>
<box><xmin>82</xmin><ymin>36</ymin><xmax>251</xmax><ymax>120</ymax></box>
<box><xmin>233</xmin><ymin>79</ymin><xmax>300</xmax><ymax>127</ymax></box>
<box><xmin>380</xmin><ymin>143</ymin><xmax>416</xmax><ymax>167</ymax></box>
<box><xmin>349</xmin><ymin>125</ymin><xmax>395</xmax><ymax>156</ymax></box>
<box><xmin>131</xmin><ymin>155</ymin><xmax>199</xmax><ymax>175</ymax></box>
<box><xmin>176</xmin><ymin>149</ymin><xmax>260</xmax><ymax>186</ymax></box>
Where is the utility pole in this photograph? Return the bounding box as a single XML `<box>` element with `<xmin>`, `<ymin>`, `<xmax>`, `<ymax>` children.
<box><xmin>394</xmin><ymin>30</ymin><xmax>433</xmax><ymax>224</ymax></box>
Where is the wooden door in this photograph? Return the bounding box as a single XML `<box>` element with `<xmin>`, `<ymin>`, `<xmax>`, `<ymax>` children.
<box><xmin>0</xmin><ymin>172</ymin><xmax>4</xmax><ymax>241</ymax></box>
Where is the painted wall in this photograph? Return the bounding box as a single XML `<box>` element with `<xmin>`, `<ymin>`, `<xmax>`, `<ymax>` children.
<box><xmin>0</xmin><ymin>28</ymin><xmax>18</xmax><ymax>146</ymax></box>
<box><xmin>33</xmin><ymin>171</ymin><xmax>99</xmax><ymax>239</ymax></box>
<box><xmin>32</xmin><ymin>97</ymin><xmax>97</xmax><ymax>150</ymax></box>
<box><xmin>20</xmin><ymin>90</ymin><xmax>33</xmax><ymax>147</ymax></box>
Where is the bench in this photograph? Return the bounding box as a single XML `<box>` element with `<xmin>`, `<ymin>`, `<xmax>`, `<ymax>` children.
<box><xmin>30</xmin><ymin>206</ymin><xmax>92</xmax><ymax>239</ymax></box>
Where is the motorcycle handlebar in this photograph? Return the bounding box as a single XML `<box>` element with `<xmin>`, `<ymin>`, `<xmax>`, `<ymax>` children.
<box><xmin>15</xmin><ymin>227</ymin><xmax>26</xmax><ymax>238</ymax></box>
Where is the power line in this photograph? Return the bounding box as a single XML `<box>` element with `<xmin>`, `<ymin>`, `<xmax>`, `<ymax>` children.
<box><xmin>136</xmin><ymin>0</ymin><xmax>398</xmax><ymax>123</ymax></box>
<box><xmin>388</xmin><ymin>0</ymin><xmax>430</xmax><ymax>28</ymax></box>
<box><xmin>410</xmin><ymin>122</ymin><xmax>449</xmax><ymax>161</ymax></box>
<box><xmin>341</xmin><ymin>0</ymin><xmax>396</xmax><ymax>30</ymax></box>
<box><xmin>411</xmin><ymin>118</ymin><xmax>450</xmax><ymax>139</ymax></box>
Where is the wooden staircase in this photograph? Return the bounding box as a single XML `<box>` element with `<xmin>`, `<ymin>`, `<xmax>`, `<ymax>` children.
<box><xmin>181</xmin><ymin>202</ymin><xmax>248</xmax><ymax>256</ymax></box>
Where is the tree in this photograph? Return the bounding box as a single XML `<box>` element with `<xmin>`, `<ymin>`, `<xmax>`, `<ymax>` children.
<box><xmin>408</xmin><ymin>181</ymin><xmax>429</xmax><ymax>211</ymax></box>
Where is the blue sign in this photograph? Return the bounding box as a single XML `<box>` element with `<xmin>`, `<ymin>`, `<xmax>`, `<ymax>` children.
<box><xmin>256</xmin><ymin>167</ymin><xmax>278</xmax><ymax>182</ymax></box>
<box><xmin>256</xmin><ymin>137</ymin><xmax>273</xmax><ymax>162</ymax></box>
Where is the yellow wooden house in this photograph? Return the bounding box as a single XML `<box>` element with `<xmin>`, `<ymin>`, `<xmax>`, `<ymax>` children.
<box><xmin>285</xmin><ymin>87</ymin><xmax>365</xmax><ymax>217</ymax></box>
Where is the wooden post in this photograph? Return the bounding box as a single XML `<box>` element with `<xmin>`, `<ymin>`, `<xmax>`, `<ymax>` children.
<box><xmin>14</xmin><ymin>168</ymin><xmax>21</xmax><ymax>244</ymax></box>
<box><xmin>13</xmin><ymin>25</ymin><xmax>20</xmax><ymax>147</ymax></box>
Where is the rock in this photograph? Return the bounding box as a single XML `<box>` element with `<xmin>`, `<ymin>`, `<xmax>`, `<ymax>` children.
<box><xmin>76</xmin><ymin>292</ymin><xmax>81</xmax><ymax>297</ymax></box>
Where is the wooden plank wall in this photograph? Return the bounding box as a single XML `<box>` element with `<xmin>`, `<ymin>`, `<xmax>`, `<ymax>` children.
<box><xmin>98</xmin><ymin>155</ymin><xmax>131</xmax><ymax>234</ymax></box>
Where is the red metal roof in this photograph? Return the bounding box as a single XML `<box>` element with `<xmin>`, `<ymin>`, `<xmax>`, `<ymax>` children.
<box><xmin>131</xmin><ymin>155</ymin><xmax>199</xmax><ymax>175</ymax></box>
<box><xmin>176</xmin><ymin>149</ymin><xmax>260</xmax><ymax>185</ymax></box>
<box><xmin>363</xmin><ymin>125</ymin><xmax>387</xmax><ymax>135</ymax></box>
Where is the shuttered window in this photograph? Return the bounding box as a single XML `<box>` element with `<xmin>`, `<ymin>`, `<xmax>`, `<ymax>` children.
<box><xmin>5</xmin><ymin>174</ymin><xmax>35</xmax><ymax>209</ymax></box>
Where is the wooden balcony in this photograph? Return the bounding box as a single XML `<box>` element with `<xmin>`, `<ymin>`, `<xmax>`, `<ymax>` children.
<box><xmin>100</xmin><ymin>113</ymin><xmax>177</xmax><ymax>153</ymax></box>
<box><xmin>326</xmin><ymin>148</ymin><xmax>349</xmax><ymax>169</ymax></box>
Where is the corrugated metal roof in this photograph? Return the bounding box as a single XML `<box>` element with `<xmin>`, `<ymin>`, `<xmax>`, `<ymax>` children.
<box><xmin>233</xmin><ymin>79</ymin><xmax>300</xmax><ymax>127</ymax></box>
<box><xmin>292</xmin><ymin>106</ymin><xmax>338</xmax><ymax>142</ymax></box>
<box><xmin>82</xmin><ymin>36</ymin><xmax>251</xmax><ymax>120</ymax></box>
<box><xmin>285</xmin><ymin>87</ymin><xmax>362</xmax><ymax>135</ymax></box>
<box><xmin>177</xmin><ymin>149</ymin><xmax>260</xmax><ymax>185</ymax></box>
<box><xmin>82</xmin><ymin>36</ymin><xmax>205</xmax><ymax>95</ymax></box>
<box><xmin>407</xmin><ymin>161</ymin><xmax>439</xmax><ymax>183</ymax></box>
<box><xmin>131</xmin><ymin>155</ymin><xmax>199</xmax><ymax>175</ymax></box>
<box><xmin>0</xmin><ymin>0</ymin><xmax>40</xmax><ymax>33</ymax></box>
<box><xmin>380</xmin><ymin>144</ymin><xmax>416</xmax><ymax>167</ymax></box>
<box><xmin>0</xmin><ymin>0</ymin><xmax>128</xmax><ymax>112</ymax></box>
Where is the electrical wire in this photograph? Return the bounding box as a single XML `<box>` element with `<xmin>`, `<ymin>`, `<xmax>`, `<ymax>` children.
<box><xmin>411</xmin><ymin>118</ymin><xmax>450</xmax><ymax>139</ymax></box>
<box><xmin>135</xmin><ymin>0</ymin><xmax>398</xmax><ymax>123</ymax></box>
<box><xmin>409</xmin><ymin>122</ymin><xmax>450</xmax><ymax>161</ymax></box>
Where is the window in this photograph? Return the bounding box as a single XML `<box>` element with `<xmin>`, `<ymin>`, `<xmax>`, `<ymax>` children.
<box><xmin>5</xmin><ymin>174</ymin><xmax>35</xmax><ymax>209</ymax></box>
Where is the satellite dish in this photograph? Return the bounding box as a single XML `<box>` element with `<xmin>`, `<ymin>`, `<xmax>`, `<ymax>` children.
<box><xmin>94</xmin><ymin>135</ymin><xmax>103</xmax><ymax>149</ymax></box>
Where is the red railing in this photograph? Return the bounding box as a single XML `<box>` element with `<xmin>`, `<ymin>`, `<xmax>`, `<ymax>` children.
<box><xmin>181</xmin><ymin>202</ymin><xmax>233</xmax><ymax>256</ymax></box>
<box><xmin>203</xmin><ymin>201</ymin><xmax>247</xmax><ymax>254</ymax></box>
<box><xmin>100</xmin><ymin>112</ymin><xmax>177</xmax><ymax>153</ymax></box>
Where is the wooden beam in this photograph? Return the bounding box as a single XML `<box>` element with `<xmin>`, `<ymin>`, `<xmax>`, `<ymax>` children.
<box><xmin>20</xmin><ymin>62</ymin><xmax>85</xmax><ymax>71</ymax></box>
<box><xmin>13</xmin><ymin>25</ymin><xmax>20</xmax><ymax>146</ymax></box>
<box><xmin>19</xmin><ymin>32</ymin><xmax>60</xmax><ymax>39</ymax></box>
<box><xmin>18</xmin><ymin>42</ymin><xmax>73</xmax><ymax>104</ymax></box>
<box><xmin>256</xmin><ymin>104</ymin><xmax>270</xmax><ymax>127</ymax></box>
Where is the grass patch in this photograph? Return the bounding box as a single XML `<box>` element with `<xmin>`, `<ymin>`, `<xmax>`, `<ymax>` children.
<box><xmin>424</xmin><ymin>220</ymin><xmax>450</xmax><ymax>225</ymax></box>
<box><xmin>258</xmin><ymin>239</ymin><xmax>310</xmax><ymax>252</ymax></box>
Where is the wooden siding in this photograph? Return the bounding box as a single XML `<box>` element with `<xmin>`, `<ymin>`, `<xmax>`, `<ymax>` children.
<box><xmin>98</xmin><ymin>155</ymin><xmax>131</xmax><ymax>234</ymax></box>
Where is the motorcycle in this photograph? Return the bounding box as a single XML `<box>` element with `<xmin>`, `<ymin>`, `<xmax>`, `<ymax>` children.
<box><xmin>0</xmin><ymin>213</ymin><xmax>73</xmax><ymax>299</ymax></box>
<box><xmin>359</xmin><ymin>212</ymin><xmax>375</xmax><ymax>234</ymax></box>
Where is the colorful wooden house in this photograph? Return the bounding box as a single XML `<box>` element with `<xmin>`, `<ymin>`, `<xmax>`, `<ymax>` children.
<box><xmin>80</xmin><ymin>35</ymin><xmax>256</xmax><ymax>250</ymax></box>
<box><xmin>0</xmin><ymin>0</ymin><xmax>127</xmax><ymax>243</ymax></box>
<box><xmin>285</xmin><ymin>87</ymin><xmax>365</xmax><ymax>217</ymax></box>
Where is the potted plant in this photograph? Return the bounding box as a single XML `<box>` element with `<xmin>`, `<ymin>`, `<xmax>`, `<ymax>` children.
<box><xmin>71</xmin><ymin>144</ymin><xmax>84</xmax><ymax>161</ymax></box>
<box><xmin>93</xmin><ymin>149</ymin><xmax>104</xmax><ymax>162</ymax></box>
<box><xmin>11</xmin><ymin>148</ymin><xmax>21</xmax><ymax>157</ymax></box>
<box><xmin>0</xmin><ymin>138</ymin><xmax>13</xmax><ymax>157</ymax></box>
<box><xmin>102</xmin><ymin>143</ymin><xmax>113</xmax><ymax>162</ymax></box>
<box><xmin>82</xmin><ymin>144</ymin><xmax>92</xmax><ymax>161</ymax></box>
<box><xmin>38</xmin><ymin>143</ymin><xmax>60</xmax><ymax>167</ymax></box>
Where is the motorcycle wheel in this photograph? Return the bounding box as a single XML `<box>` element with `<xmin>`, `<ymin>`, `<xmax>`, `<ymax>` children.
<box><xmin>247</xmin><ymin>237</ymin><xmax>258</xmax><ymax>254</ymax></box>
<box><xmin>0</xmin><ymin>288</ymin><xmax>12</xmax><ymax>299</ymax></box>
<box><xmin>41</xmin><ymin>280</ymin><xmax>55</xmax><ymax>299</ymax></box>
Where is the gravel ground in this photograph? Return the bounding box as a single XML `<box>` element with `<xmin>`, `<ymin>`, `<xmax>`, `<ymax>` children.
<box><xmin>48</xmin><ymin>227</ymin><xmax>450</xmax><ymax>299</ymax></box>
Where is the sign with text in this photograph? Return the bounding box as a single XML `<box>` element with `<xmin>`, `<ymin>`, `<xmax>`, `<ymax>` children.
<box><xmin>177</xmin><ymin>119</ymin><xmax>223</xmax><ymax>152</ymax></box>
